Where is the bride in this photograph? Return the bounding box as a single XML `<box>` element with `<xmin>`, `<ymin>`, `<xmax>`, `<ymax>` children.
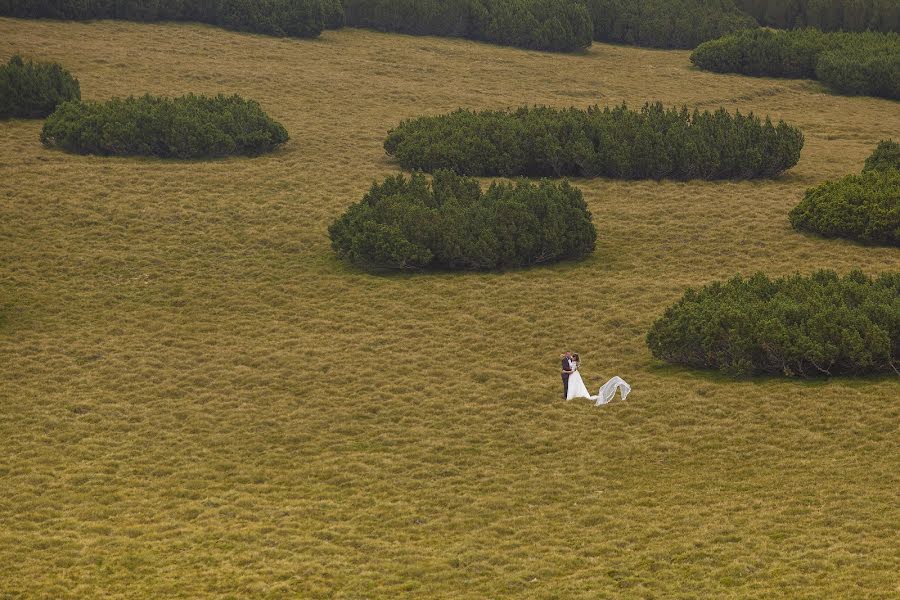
<box><xmin>565</xmin><ymin>352</ymin><xmax>631</xmax><ymax>406</ymax></box>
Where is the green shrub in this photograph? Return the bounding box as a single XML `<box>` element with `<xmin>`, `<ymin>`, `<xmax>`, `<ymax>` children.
<box><xmin>647</xmin><ymin>270</ymin><xmax>900</xmax><ymax>376</ymax></box>
<box><xmin>384</xmin><ymin>102</ymin><xmax>803</xmax><ymax>180</ymax></box>
<box><xmin>583</xmin><ymin>0</ymin><xmax>757</xmax><ymax>49</ymax></box>
<box><xmin>733</xmin><ymin>0</ymin><xmax>900</xmax><ymax>33</ymax></box>
<box><xmin>691</xmin><ymin>28</ymin><xmax>900</xmax><ymax>99</ymax></box>
<box><xmin>40</xmin><ymin>94</ymin><xmax>289</xmax><ymax>158</ymax></box>
<box><xmin>864</xmin><ymin>139</ymin><xmax>900</xmax><ymax>173</ymax></box>
<box><xmin>789</xmin><ymin>169</ymin><xmax>900</xmax><ymax>246</ymax></box>
<box><xmin>329</xmin><ymin>170</ymin><xmax>597</xmax><ymax>270</ymax></box>
<box><xmin>341</xmin><ymin>0</ymin><xmax>593</xmax><ymax>52</ymax></box>
<box><xmin>0</xmin><ymin>55</ymin><xmax>80</xmax><ymax>119</ymax></box>
<box><xmin>0</xmin><ymin>0</ymin><xmax>330</xmax><ymax>38</ymax></box>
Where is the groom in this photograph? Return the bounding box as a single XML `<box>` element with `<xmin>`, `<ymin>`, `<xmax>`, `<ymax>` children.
<box><xmin>561</xmin><ymin>351</ymin><xmax>574</xmax><ymax>398</ymax></box>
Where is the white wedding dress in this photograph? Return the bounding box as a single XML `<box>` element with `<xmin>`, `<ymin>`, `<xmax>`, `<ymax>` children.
<box><xmin>566</xmin><ymin>363</ymin><xmax>631</xmax><ymax>406</ymax></box>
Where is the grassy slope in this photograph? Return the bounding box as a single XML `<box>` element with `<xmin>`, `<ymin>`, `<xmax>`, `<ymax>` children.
<box><xmin>1</xmin><ymin>19</ymin><xmax>898</xmax><ymax>599</ymax></box>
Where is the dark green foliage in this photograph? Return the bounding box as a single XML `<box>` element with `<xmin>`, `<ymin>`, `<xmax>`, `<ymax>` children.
<box><xmin>322</xmin><ymin>0</ymin><xmax>345</xmax><ymax>28</ymax></box>
<box><xmin>733</xmin><ymin>0</ymin><xmax>900</xmax><ymax>33</ymax></box>
<box><xmin>40</xmin><ymin>94</ymin><xmax>289</xmax><ymax>158</ymax></box>
<box><xmin>864</xmin><ymin>139</ymin><xmax>900</xmax><ymax>173</ymax></box>
<box><xmin>341</xmin><ymin>0</ymin><xmax>593</xmax><ymax>52</ymax></box>
<box><xmin>329</xmin><ymin>170</ymin><xmax>597</xmax><ymax>270</ymax></box>
<box><xmin>647</xmin><ymin>270</ymin><xmax>900</xmax><ymax>377</ymax></box>
<box><xmin>583</xmin><ymin>0</ymin><xmax>757</xmax><ymax>49</ymax></box>
<box><xmin>384</xmin><ymin>103</ymin><xmax>803</xmax><ymax>180</ymax></box>
<box><xmin>691</xmin><ymin>28</ymin><xmax>900</xmax><ymax>99</ymax></box>
<box><xmin>789</xmin><ymin>169</ymin><xmax>900</xmax><ymax>246</ymax></box>
<box><xmin>0</xmin><ymin>0</ymin><xmax>330</xmax><ymax>38</ymax></box>
<box><xmin>0</xmin><ymin>55</ymin><xmax>80</xmax><ymax>119</ymax></box>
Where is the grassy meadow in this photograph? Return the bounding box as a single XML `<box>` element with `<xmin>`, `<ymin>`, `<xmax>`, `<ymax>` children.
<box><xmin>1</xmin><ymin>18</ymin><xmax>899</xmax><ymax>598</ymax></box>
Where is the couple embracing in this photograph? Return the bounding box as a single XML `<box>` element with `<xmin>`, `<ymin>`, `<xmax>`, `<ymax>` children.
<box><xmin>560</xmin><ymin>350</ymin><xmax>631</xmax><ymax>405</ymax></box>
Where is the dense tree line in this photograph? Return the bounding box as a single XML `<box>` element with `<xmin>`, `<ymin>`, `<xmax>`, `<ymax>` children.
<box><xmin>582</xmin><ymin>0</ymin><xmax>757</xmax><ymax>49</ymax></box>
<box><xmin>384</xmin><ymin>103</ymin><xmax>803</xmax><ymax>180</ymax></box>
<box><xmin>0</xmin><ymin>0</ymin><xmax>342</xmax><ymax>37</ymax></box>
<box><xmin>341</xmin><ymin>0</ymin><xmax>593</xmax><ymax>52</ymax></box>
<box><xmin>329</xmin><ymin>170</ymin><xmax>597</xmax><ymax>270</ymax></box>
<box><xmin>789</xmin><ymin>140</ymin><xmax>900</xmax><ymax>246</ymax></box>
<box><xmin>40</xmin><ymin>94</ymin><xmax>289</xmax><ymax>158</ymax></box>
<box><xmin>691</xmin><ymin>28</ymin><xmax>900</xmax><ymax>99</ymax></box>
<box><xmin>0</xmin><ymin>55</ymin><xmax>80</xmax><ymax>119</ymax></box>
<box><xmin>733</xmin><ymin>0</ymin><xmax>900</xmax><ymax>33</ymax></box>
<box><xmin>646</xmin><ymin>270</ymin><xmax>900</xmax><ymax>376</ymax></box>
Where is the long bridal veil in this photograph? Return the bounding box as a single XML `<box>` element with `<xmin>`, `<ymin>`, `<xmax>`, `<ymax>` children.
<box><xmin>566</xmin><ymin>375</ymin><xmax>631</xmax><ymax>406</ymax></box>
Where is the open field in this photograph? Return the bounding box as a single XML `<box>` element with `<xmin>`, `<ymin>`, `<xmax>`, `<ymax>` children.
<box><xmin>1</xmin><ymin>18</ymin><xmax>898</xmax><ymax>598</ymax></box>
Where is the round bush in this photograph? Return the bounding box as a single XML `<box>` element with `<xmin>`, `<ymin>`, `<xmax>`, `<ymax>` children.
<box><xmin>583</xmin><ymin>0</ymin><xmax>757</xmax><ymax>49</ymax></box>
<box><xmin>647</xmin><ymin>270</ymin><xmax>900</xmax><ymax>377</ymax></box>
<box><xmin>329</xmin><ymin>169</ymin><xmax>597</xmax><ymax>271</ymax></box>
<box><xmin>0</xmin><ymin>55</ymin><xmax>80</xmax><ymax>119</ymax></box>
<box><xmin>864</xmin><ymin>139</ymin><xmax>900</xmax><ymax>173</ymax></box>
<box><xmin>789</xmin><ymin>169</ymin><xmax>900</xmax><ymax>246</ymax></box>
<box><xmin>691</xmin><ymin>28</ymin><xmax>900</xmax><ymax>100</ymax></box>
<box><xmin>40</xmin><ymin>94</ymin><xmax>289</xmax><ymax>158</ymax></box>
<box><xmin>341</xmin><ymin>0</ymin><xmax>592</xmax><ymax>52</ymax></box>
<box><xmin>384</xmin><ymin>103</ymin><xmax>803</xmax><ymax>180</ymax></box>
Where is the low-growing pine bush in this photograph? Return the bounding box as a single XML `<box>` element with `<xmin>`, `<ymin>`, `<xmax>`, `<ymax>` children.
<box><xmin>329</xmin><ymin>170</ymin><xmax>597</xmax><ymax>270</ymax></box>
<box><xmin>40</xmin><ymin>94</ymin><xmax>289</xmax><ymax>158</ymax></box>
<box><xmin>384</xmin><ymin>103</ymin><xmax>803</xmax><ymax>180</ymax></box>
<box><xmin>0</xmin><ymin>0</ymin><xmax>330</xmax><ymax>38</ymax></box>
<box><xmin>733</xmin><ymin>0</ymin><xmax>900</xmax><ymax>33</ymax></box>
<box><xmin>341</xmin><ymin>0</ymin><xmax>593</xmax><ymax>52</ymax></box>
<box><xmin>646</xmin><ymin>270</ymin><xmax>900</xmax><ymax>377</ymax></box>
<box><xmin>583</xmin><ymin>0</ymin><xmax>757</xmax><ymax>49</ymax></box>
<box><xmin>864</xmin><ymin>139</ymin><xmax>900</xmax><ymax>173</ymax></box>
<box><xmin>0</xmin><ymin>55</ymin><xmax>80</xmax><ymax>119</ymax></box>
<box><xmin>691</xmin><ymin>28</ymin><xmax>900</xmax><ymax>99</ymax></box>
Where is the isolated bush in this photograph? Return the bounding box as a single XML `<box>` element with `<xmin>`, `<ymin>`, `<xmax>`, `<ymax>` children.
<box><xmin>329</xmin><ymin>170</ymin><xmax>597</xmax><ymax>270</ymax></box>
<box><xmin>385</xmin><ymin>103</ymin><xmax>803</xmax><ymax>180</ymax></box>
<box><xmin>0</xmin><ymin>55</ymin><xmax>80</xmax><ymax>119</ymax></box>
<box><xmin>647</xmin><ymin>270</ymin><xmax>900</xmax><ymax>376</ymax></box>
<box><xmin>733</xmin><ymin>0</ymin><xmax>900</xmax><ymax>33</ymax></box>
<box><xmin>864</xmin><ymin>139</ymin><xmax>900</xmax><ymax>173</ymax></box>
<box><xmin>583</xmin><ymin>0</ymin><xmax>757</xmax><ymax>49</ymax></box>
<box><xmin>0</xmin><ymin>0</ymin><xmax>330</xmax><ymax>38</ymax></box>
<box><xmin>789</xmin><ymin>169</ymin><xmax>899</xmax><ymax>246</ymax></box>
<box><xmin>40</xmin><ymin>94</ymin><xmax>289</xmax><ymax>158</ymax></box>
<box><xmin>691</xmin><ymin>28</ymin><xmax>900</xmax><ymax>99</ymax></box>
<box><xmin>342</xmin><ymin>0</ymin><xmax>593</xmax><ymax>52</ymax></box>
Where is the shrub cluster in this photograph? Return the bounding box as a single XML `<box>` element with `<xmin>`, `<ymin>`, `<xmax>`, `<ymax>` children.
<box><xmin>647</xmin><ymin>270</ymin><xmax>900</xmax><ymax>377</ymax></box>
<box><xmin>40</xmin><ymin>94</ymin><xmax>289</xmax><ymax>158</ymax></box>
<box><xmin>733</xmin><ymin>0</ymin><xmax>900</xmax><ymax>33</ymax></box>
<box><xmin>690</xmin><ymin>28</ymin><xmax>900</xmax><ymax>99</ymax></box>
<box><xmin>384</xmin><ymin>103</ymin><xmax>803</xmax><ymax>180</ymax></box>
<box><xmin>0</xmin><ymin>0</ymin><xmax>340</xmax><ymax>37</ymax></box>
<box><xmin>341</xmin><ymin>0</ymin><xmax>593</xmax><ymax>52</ymax></box>
<box><xmin>329</xmin><ymin>170</ymin><xmax>597</xmax><ymax>270</ymax></box>
<box><xmin>0</xmin><ymin>55</ymin><xmax>80</xmax><ymax>119</ymax></box>
<box><xmin>582</xmin><ymin>0</ymin><xmax>757</xmax><ymax>49</ymax></box>
<box><xmin>789</xmin><ymin>141</ymin><xmax>900</xmax><ymax>246</ymax></box>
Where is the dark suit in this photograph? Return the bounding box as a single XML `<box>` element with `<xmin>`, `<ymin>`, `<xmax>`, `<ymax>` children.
<box><xmin>561</xmin><ymin>357</ymin><xmax>572</xmax><ymax>398</ymax></box>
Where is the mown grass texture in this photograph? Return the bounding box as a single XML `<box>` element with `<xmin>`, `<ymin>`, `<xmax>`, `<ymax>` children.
<box><xmin>1</xmin><ymin>18</ymin><xmax>899</xmax><ymax>598</ymax></box>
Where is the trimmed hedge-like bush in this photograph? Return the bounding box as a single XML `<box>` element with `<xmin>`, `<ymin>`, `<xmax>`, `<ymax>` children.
<box><xmin>329</xmin><ymin>169</ymin><xmax>597</xmax><ymax>270</ymax></box>
<box><xmin>342</xmin><ymin>0</ymin><xmax>593</xmax><ymax>52</ymax></box>
<box><xmin>0</xmin><ymin>0</ymin><xmax>331</xmax><ymax>38</ymax></box>
<box><xmin>789</xmin><ymin>157</ymin><xmax>899</xmax><ymax>246</ymax></box>
<box><xmin>40</xmin><ymin>94</ymin><xmax>289</xmax><ymax>158</ymax></box>
<box><xmin>0</xmin><ymin>55</ymin><xmax>80</xmax><ymax>119</ymax></box>
<box><xmin>733</xmin><ymin>0</ymin><xmax>900</xmax><ymax>33</ymax></box>
<box><xmin>864</xmin><ymin>139</ymin><xmax>900</xmax><ymax>173</ymax></box>
<box><xmin>384</xmin><ymin>103</ymin><xmax>803</xmax><ymax>180</ymax></box>
<box><xmin>691</xmin><ymin>28</ymin><xmax>900</xmax><ymax>99</ymax></box>
<box><xmin>583</xmin><ymin>0</ymin><xmax>757</xmax><ymax>49</ymax></box>
<box><xmin>647</xmin><ymin>270</ymin><xmax>900</xmax><ymax>376</ymax></box>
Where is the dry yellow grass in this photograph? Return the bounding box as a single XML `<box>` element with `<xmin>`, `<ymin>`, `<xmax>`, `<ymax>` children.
<box><xmin>1</xmin><ymin>17</ymin><xmax>899</xmax><ymax>599</ymax></box>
